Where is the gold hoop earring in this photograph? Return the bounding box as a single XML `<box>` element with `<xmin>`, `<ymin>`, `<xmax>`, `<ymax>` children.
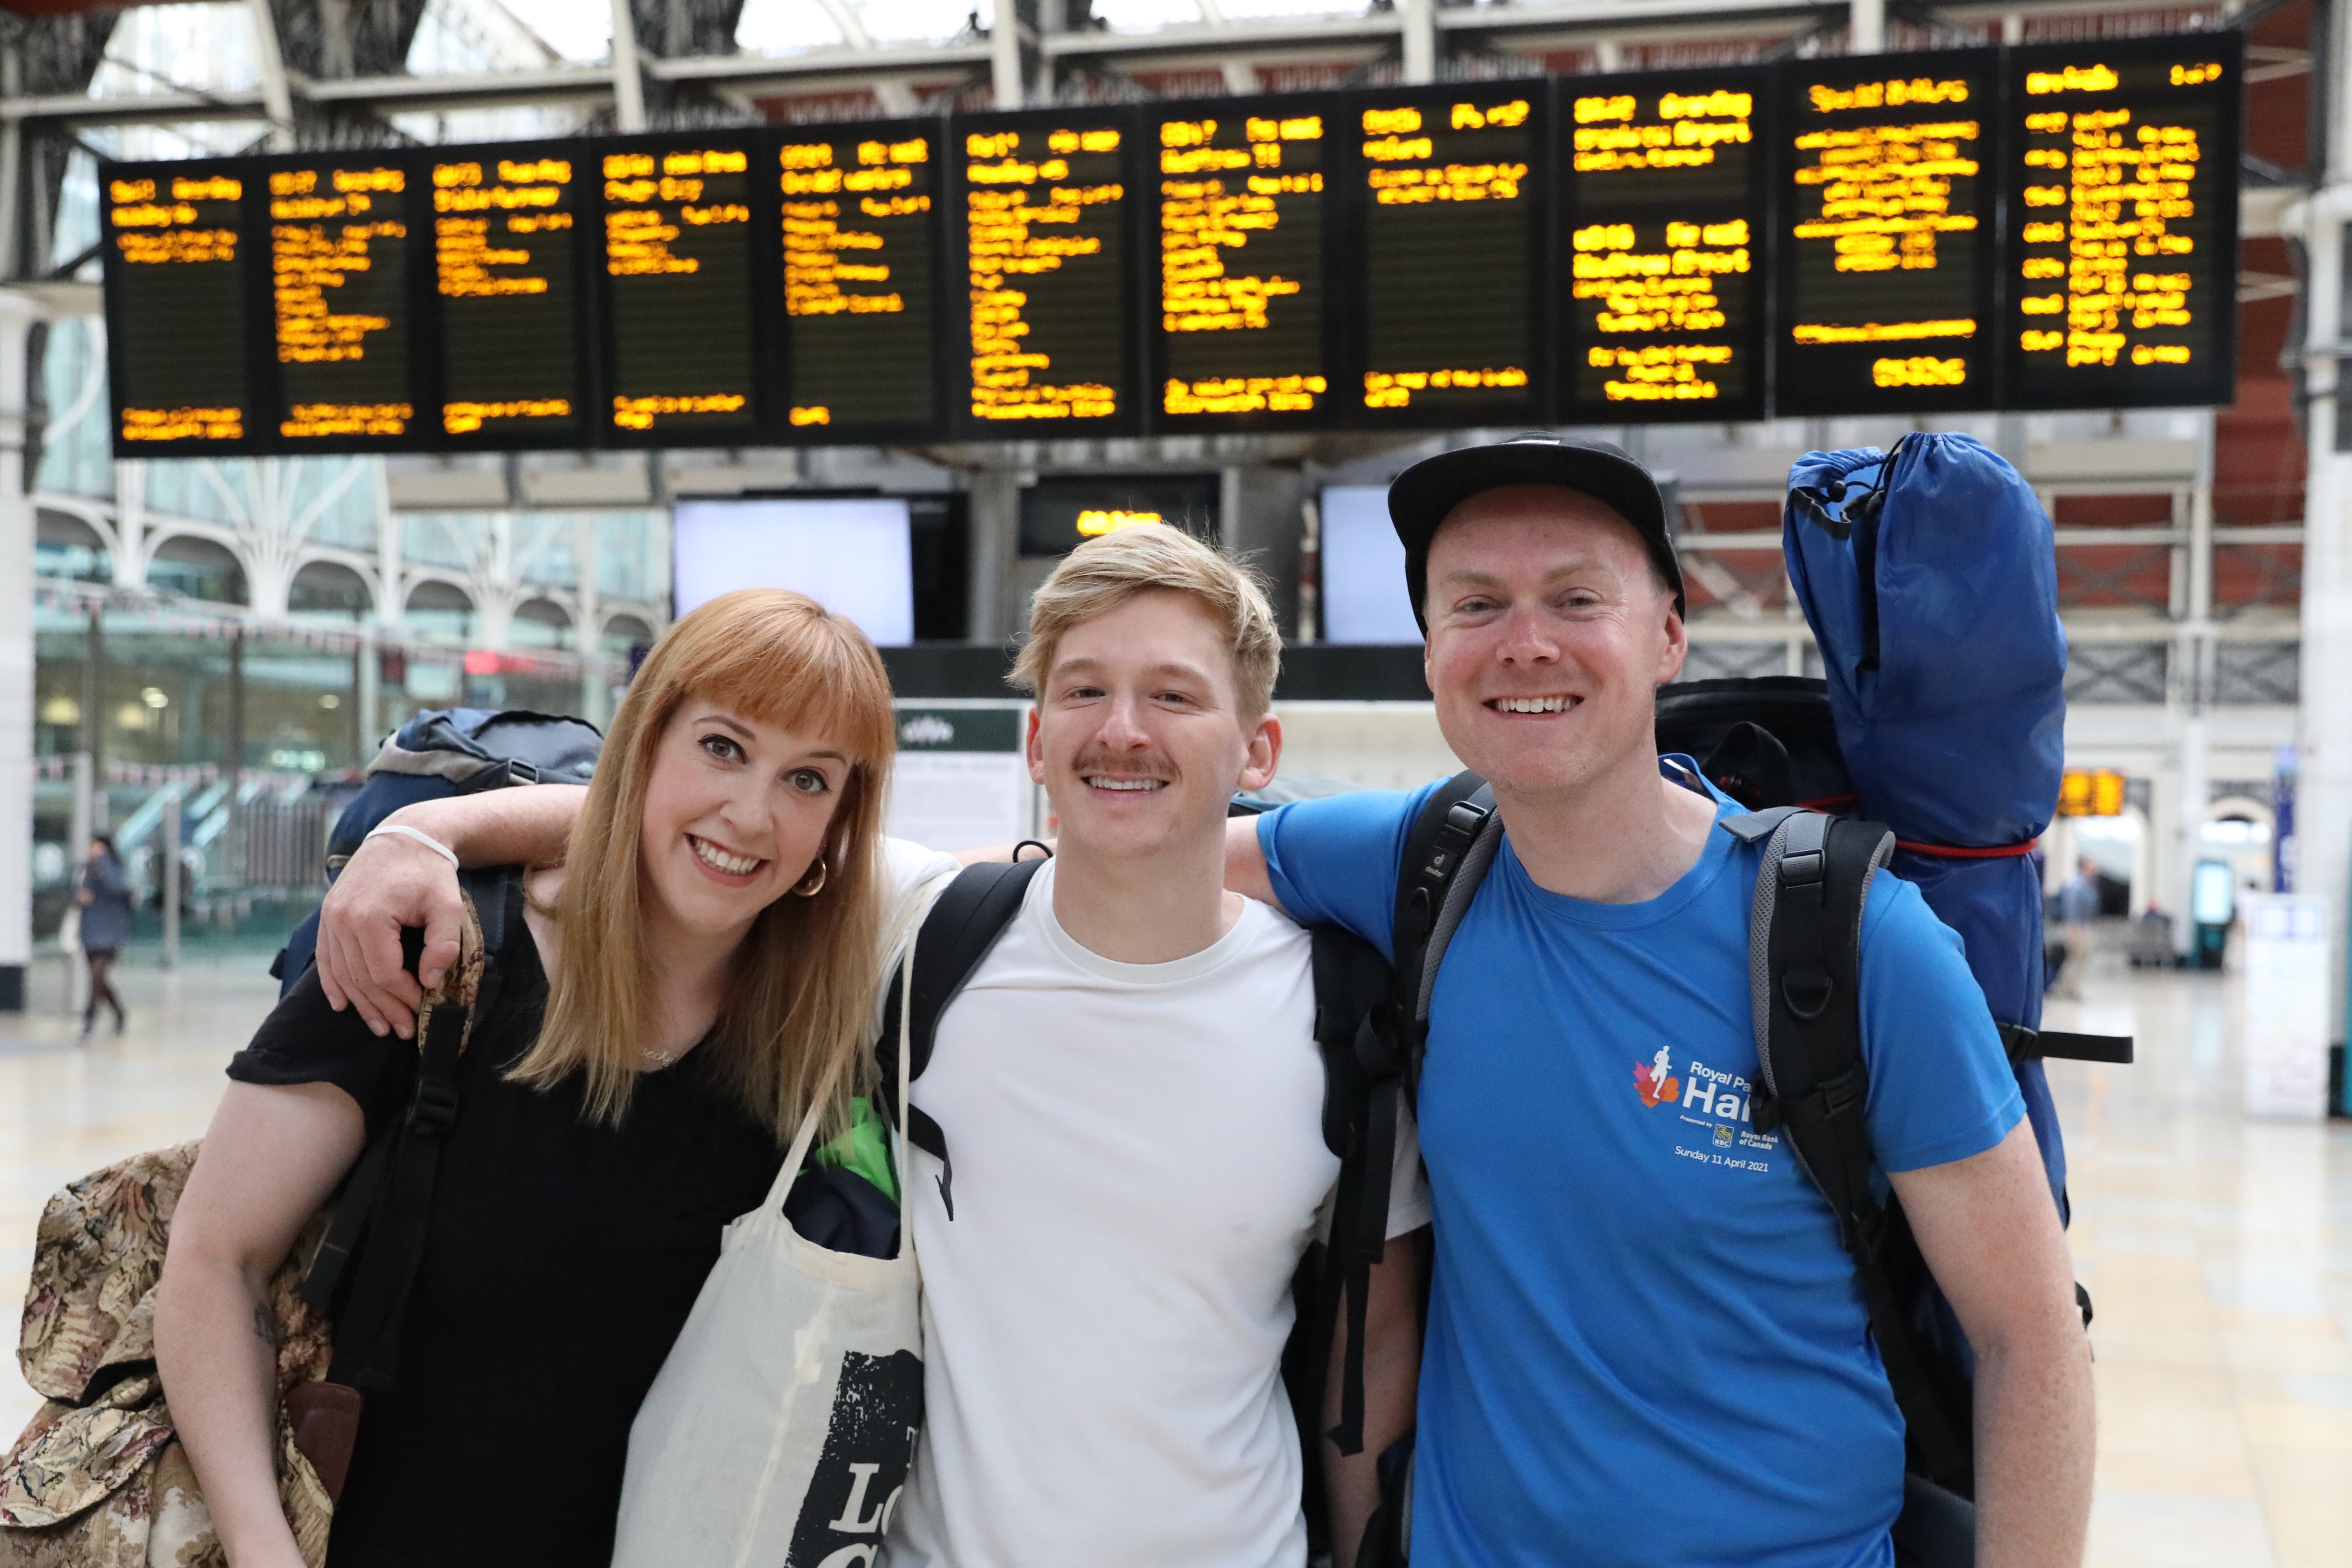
<box><xmin>792</xmin><ymin>859</ymin><xmax>828</xmax><ymax>898</ymax></box>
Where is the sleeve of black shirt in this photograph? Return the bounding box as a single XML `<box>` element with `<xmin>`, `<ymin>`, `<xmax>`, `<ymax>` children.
<box><xmin>227</xmin><ymin>938</ymin><xmax>423</xmax><ymax>1144</ymax></box>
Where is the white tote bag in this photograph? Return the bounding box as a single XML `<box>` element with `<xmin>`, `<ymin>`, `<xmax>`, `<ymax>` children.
<box><xmin>611</xmin><ymin>956</ymin><xmax>923</xmax><ymax>1568</ymax></box>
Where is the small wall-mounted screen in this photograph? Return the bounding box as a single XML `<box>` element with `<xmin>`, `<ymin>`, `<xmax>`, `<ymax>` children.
<box><xmin>1319</xmin><ymin>485</ymin><xmax>1421</xmax><ymax>645</ymax></box>
<box><xmin>672</xmin><ymin>497</ymin><xmax>914</xmax><ymax>646</ymax></box>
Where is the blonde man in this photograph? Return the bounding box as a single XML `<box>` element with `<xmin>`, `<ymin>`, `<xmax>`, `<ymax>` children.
<box><xmin>314</xmin><ymin>525</ymin><xmax>1429</xmax><ymax>1568</ymax></box>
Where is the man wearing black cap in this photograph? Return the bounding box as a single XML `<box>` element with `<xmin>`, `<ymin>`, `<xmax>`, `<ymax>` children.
<box><xmin>1226</xmin><ymin>435</ymin><xmax>2093</xmax><ymax>1568</ymax></box>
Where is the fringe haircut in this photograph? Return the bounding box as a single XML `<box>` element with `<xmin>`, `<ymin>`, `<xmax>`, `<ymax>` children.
<box><xmin>510</xmin><ymin>588</ymin><xmax>897</xmax><ymax>1144</ymax></box>
<box><xmin>1008</xmin><ymin>524</ymin><xmax>1281</xmax><ymax>716</ymax></box>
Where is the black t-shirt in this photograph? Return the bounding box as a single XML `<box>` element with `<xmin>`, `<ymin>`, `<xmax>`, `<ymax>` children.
<box><xmin>229</xmin><ymin>922</ymin><xmax>786</xmax><ymax>1568</ymax></box>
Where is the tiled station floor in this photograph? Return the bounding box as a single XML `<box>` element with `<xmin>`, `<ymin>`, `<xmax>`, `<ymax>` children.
<box><xmin>2</xmin><ymin>951</ymin><xmax>2348</xmax><ymax>1564</ymax></box>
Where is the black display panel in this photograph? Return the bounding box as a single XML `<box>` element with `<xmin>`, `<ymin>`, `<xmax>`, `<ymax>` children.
<box><xmin>2001</xmin><ymin>34</ymin><xmax>2241</xmax><ymax>409</ymax></box>
<box><xmin>954</xmin><ymin>108</ymin><xmax>1139</xmax><ymax>436</ymax></box>
<box><xmin>1149</xmin><ymin>96</ymin><xmax>1335</xmax><ymax>430</ymax></box>
<box><xmin>1349</xmin><ymin>84</ymin><xmax>1546</xmax><ymax>425</ymax></box>
<box><xmin>428</xmin><ymin>143</ymin><xmax>588</xmax><ymax>447</ymax></box>
<box><xmin>1776</xmin><ymin>49</ymin><xmax>2001</xmax><ymax>414</ymax></box>
<box><xmin>778</xmin><ymin>122</ymin><xmax>942</xmax><ymax>440</ymax></box>
<box><xmin>596</xmin><ymin>133</ymin><xmax>762</xmax><ymax>442</ymax></box>
<box><xmin>260</xmin><ymin>155</ymin><xmax>417</xmax><ymax>446</ymax></box>
<box><xmin>1560</xmin><ymin>67</ymin><xmax>1769</xmax><ymax>423</ymax></box>
<box><xmin>1018</xmin><ymin>472</ymin><xmax>1219</xmax><ymax>555</ymax></box>
<box><xmin>102</xmin><ymin>161</ymin><xmax>254</xmax><ymax>452</ymax></box>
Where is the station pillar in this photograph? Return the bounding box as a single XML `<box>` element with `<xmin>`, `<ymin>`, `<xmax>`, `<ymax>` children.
<box><xmin>0</xmin><ymin>287</ymin><xmax>39</xmax><ymax>1009</ymax></box>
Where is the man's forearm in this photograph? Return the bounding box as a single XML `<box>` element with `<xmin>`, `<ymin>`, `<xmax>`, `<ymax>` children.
<box><xmin>1971</xmin><ymin>1324</ymin><xmax>2095</xmax><ymax>1568</ymax></box>
<box><xmin>385</xmin><ymin>783</ymin><xmax>586</xmax><ymax>868</ymax></box>
<box><xmin>1324</xmin><ymin>1229</ymin><xmax>1425</xmax><ymax>1568</ymax></box>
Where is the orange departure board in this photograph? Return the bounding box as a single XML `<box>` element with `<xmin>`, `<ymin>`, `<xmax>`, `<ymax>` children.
<box><xmin>265</xmin><ymin>159</ymin><xmax>415</xmax><ymax>443</ymax></box>
<box><xmin>956</xmin><ymin>109</ymin><xmax>1136</xmax><ymax>434</ymax></box>
<box><xmin>1150</xmin><ymin>98</ymin><xmax>1331</xmax><ymax>429</ymax></box>
<box><xmin>103</xmin><ymin>161</ymin><xmax>252</xmax><ymax>449</ymax></box>
<box><xmin>429</xmin><ymin>145</ymin><xmax>585</xmax><ymax>445</ymax></box>
<box><xmin>1776</xmin><ymin>49</ymin><xmax>1998</xmax><ymax>414</ymax></box>
<box><xmin>599</xmin><ymin>135</ymin><xmax>759</xmax><ymax>439</ymax></box>
<box><xmin>1354</xmin><ymin>85</ymin><xmax>1545</xmax><ymax>424</ymax></box>
<box><xmin>2002</xmin><ymin>35</ymin><xmax>2240</xmax><ymax>409</ymax></box>
<box><xmin>780</xmin><ymin>124</ymin><xmax>939</xmax><ymax>438</ymax></box>
<box><xmin>1560</xmin><ymin>67</ymin><xmax>1767</xmax><ymax>423</ymax></box>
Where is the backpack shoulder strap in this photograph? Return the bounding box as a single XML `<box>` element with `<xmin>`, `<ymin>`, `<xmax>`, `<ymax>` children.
<box><xmin>1744</xmin><ymin>810</ymin><xmax>1975</xmax><ymax>1494</ymax></box>
<box><xmin>303</xmin><ymin>873</ymin><xmax>504</xmax><ymax>1396</ymax></box>
<box><xmin>1392</xmin><ymin>771</ymin><xmax>1502</xmax><ymax>1106</ymax></box>
<box><xmin>874</xmin><ymin>857</ymin><xmax>1045</xmax><ymax>1219</ymax></box>
<box><xmin>1305</xmin><ymin>922</ymin><xmax>1405</xmax><ymax>1458</ymax></box>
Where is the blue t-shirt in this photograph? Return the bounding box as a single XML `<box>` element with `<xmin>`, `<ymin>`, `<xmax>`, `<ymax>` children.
<box><xmin>1259</xmin><ymin>770</ymin><xmax>2024</xmax><ymax>1568</ymax></box>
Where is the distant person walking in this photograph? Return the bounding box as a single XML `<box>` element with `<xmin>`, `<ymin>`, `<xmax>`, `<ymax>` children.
<box><xmin>74</xmin><ymin>835</ymin><xmax>132</xmax><ymax>1038</ymax></box>
<box><xmin>2051</xmin><ymin>857</ymin><xmax>2102</xmax><ymax>1001</ymax></box>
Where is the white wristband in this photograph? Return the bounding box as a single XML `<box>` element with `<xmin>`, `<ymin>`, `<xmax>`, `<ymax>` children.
<box><xmin>364</xmin><ymin>823</ymin><xmax>461</xmax><ymax>871</ymax></box>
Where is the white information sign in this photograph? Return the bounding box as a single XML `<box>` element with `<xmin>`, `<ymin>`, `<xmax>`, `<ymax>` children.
<box><xmin>886</xmin><ymin>704</ymin><xmax>1039</xmax><ymax>854</ymax></box>
<box><xmin>2239</xmin><ymin>893</ymin><xmax>2331</xmax><ymax>1120</ymax></box>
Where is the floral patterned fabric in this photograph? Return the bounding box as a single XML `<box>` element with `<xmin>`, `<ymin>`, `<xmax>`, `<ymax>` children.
<box><xmin>0</xmin><ymin>895</ymin><xmax>487</xmax><ymax>1568</ymax></box>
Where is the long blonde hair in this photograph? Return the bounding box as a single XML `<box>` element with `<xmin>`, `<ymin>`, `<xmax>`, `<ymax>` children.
<box><xmin>509</xmin><ymin>589</ymin><xmax>896</xmax><ymax>1142</ymax></box>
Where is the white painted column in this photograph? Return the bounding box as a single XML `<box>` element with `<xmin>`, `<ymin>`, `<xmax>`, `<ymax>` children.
<box><xmin>246</xmin><ymin>0</ymin><xmax>297</xmax><ymax>151</ymax></box>
<box><xmin>2287</xmin><ymin>21</ymin><xmax>2352</xmax><ymax>1030</ymax></box>
<box><xmin>0</xmin><ymin>288</ymin><xmax>38</xmax><ymax>1011</ymax></box>
<box><xmin>1400</xmin><ymin>0</ymin><xmax>1437</xmax><ymax>84</ymax></box>
<box><xmin>1850</xmin><ymin>0</ymin><xmax>1885</xmax><ymax>54</ymax></box>
<box><xmin>991</xmin><ymin>0</ymin><xmax>1025</xmax><ymax>111</ymax></box>
<box><xmin>610</xmin><ymin>0</ymin><xmax>647</xmax><ymax>132</ymax></box>
<box><xmin>574</xmin><ymin>513</ymin><xmax>605</xmax><ymax>726</ymax></box>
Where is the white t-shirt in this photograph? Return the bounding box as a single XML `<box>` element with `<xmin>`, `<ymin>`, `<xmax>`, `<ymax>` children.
<box><xmin>891</xmin><ymin>857</ymin><xmax>1431</xmax><ymax>1568</ymax></box>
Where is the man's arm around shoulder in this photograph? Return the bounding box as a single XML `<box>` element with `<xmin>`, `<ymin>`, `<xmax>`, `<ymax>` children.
<box><xmin>1890</xmin><ymin>1122</ymin><xmax>2094</xmax><ymax>1568</ymax></box>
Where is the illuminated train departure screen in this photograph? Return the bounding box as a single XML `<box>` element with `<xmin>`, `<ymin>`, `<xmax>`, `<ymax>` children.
<box><xmin>956</xmin><ymin>110</ymin><xmax>1136</xmax><ymax>435</ymax></box>
<box><xmin>2002</xmin><ymin>37</ymin><xmax>2239</xmax><ymax>409</ymax></box>
<box><xmin>599</xmin><ymin>135</ymin><xmax>759</xmax><ymax>440</ymax></box>
<box><xmin>1560</xmin><ymin>67</ymin><xmax>1768</xmax><ymax>424</ymax></box>
<box><xmin>780</xmin><ymin>124</ymin><xmax>939</xmax><ymax>437</ymax></box>
<box><xmin>103</xmin><ymin>161</ymin><xmax>252</xmax><ymax>449</ymax></box>
<box><xmin>1355</xmin><ymin>85</ymin><xmax>1545</xmax><ymax>424</ymax></box>
<box><xmin>1777</xmin><ymin>49</ymin><xmax>1999</xmax><ymax>414</ymax></box>
<box><xmin>1151</xmin><ymin>98</ymin><xmax>1332</xmax><ymax>429</ymax></box>
<box><xmin>431</xmin><ymin>145</ymin><xmax>586</xmax><ymax>445</ymax></box>
<box><xmin>265</xmin><ymin>158</ymin><xmax>413</xmax><ymax>444</ymax></box>
<box><xmin>98</xmin><ymin>46</ymin><xmax>2249</xmax><ymax>456</ymax></box>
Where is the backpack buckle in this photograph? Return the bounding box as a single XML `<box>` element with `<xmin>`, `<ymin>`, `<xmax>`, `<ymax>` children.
<box><xmin>406</xmin><ymin>1075</ymin><xmax>460</xmax><ymax>1137</ymax></box>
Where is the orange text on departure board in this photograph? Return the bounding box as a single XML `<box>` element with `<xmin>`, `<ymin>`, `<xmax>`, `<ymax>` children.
<box><xmin>1572</xmin><ymin>88</ymin><xmax>1753</xmax><ymax>172</ymax></box>
<box><xmin>432</xmin><ymin>158</ymin><xmax>576</xmax><ymax>435</ymax></box>
<box><xmin>2015</xmin><ymin>66</ymin><xmax>2207</xmax><ymax>370</ymax></box>
<box><xmin>269</xmin><ymin>167</ymin><xmax>408</xmax><ymax>437</ymax></box>
<box><xmin>1159</xmin><ymin>114</ymin><xmax>1326</xmax><ymax>416</ymax></box>
<box><xmin>1570</xmin><ymin>86</ymin><xmax>1756</xmax><ymax>406</ymax></box>
<box><xmin>966</xmin><ymin>126</ymin><xmax>1122</xmax><ymax>422</ymax></box>
<box><xmin>603</xmin><ymin>147</ymin><xmax>749</xmax><ymax>277</ymax></box>
<box><xmin>1360</xmin><ymin>98</ymin><xmax>1532</xmax><ymax>409</ymax></box>
<box><xmin>110</xmin><ymin>175</ymin><xmax>246</xmax><ymax>441</ymax></box>
<box><xmin>1790</xmin><ymin>75</ymin><xmax>1981</xmax><ymax>386</ymax></box>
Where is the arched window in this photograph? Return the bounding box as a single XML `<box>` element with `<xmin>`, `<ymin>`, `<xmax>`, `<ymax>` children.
<box><xmin>405</xmin><ymin>580</ymin><xmax>477</xmax><ymax>645</ymax></box>
<box><xmin>511</xmin><ymin>598</ymin><xmax>574</xmax><ymax>651</ymax></box>
<box><xmin>36</xmin><ymin>510</ymin><xmax>110</xmax><ymax>584</ymax></box>
<box><xmin>288</xmin><ymin>561</ymin><xmax>372</xmax><ymax>623</ymax></box>
<box><xmin>148</xmin><ymin>534</ymin><xmax>248</xmax><ymax>605</ymax></box>
<box><xmin>601</xmin><ymin>613</ymin><xmax>655</xmax><ymax>658</ymax></box>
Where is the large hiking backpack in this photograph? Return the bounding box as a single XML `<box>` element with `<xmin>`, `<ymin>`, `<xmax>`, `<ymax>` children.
<box><xmin>868</xmin><ymin>855</ymin><xmax>1402</xmax><ymax>1563</ymax></box>
<box><xmin>274</xmin><ymin>708</ymin><xmax>602</xmax><ymax>995</ymax></box>
<box><xmin>1362</xmin><ymin>433</ymin><xmax>2129</xmax><ymax>1564</ymax></box>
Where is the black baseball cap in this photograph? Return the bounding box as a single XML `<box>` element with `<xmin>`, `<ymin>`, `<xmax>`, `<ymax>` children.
<box><xmin>1388</xmin><ymin>433</ymin><xmax>1685</xmax><ymax>630</ymax></box>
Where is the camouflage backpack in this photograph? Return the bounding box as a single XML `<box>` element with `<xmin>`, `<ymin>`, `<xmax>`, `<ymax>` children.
<box><xmin>0</xmin><ymin>889</ymin><xmax>494</xmax><ymax>1568</ymax></box>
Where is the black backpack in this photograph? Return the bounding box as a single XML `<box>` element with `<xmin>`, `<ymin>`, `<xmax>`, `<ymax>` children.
<box><xmin>273</xmin><ymin>708</ymin><xmax>603</xmax><ymax>995</ymax></box>
<box><xmin>1380</xmin><ymin>730</ymin><xmax>2130</xmax><ymax>1567</ymax></box>
<box><xmin>868</xmin><ymin>855</ymin><xmax>1403</xmax><ymax>1562</ymax></box>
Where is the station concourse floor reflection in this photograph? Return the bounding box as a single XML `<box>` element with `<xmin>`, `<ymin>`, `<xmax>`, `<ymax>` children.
<box><xmin>1</xmin><ymin>953</ymin><xmax>2348</xmax><ymax>1566</ymax></box>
